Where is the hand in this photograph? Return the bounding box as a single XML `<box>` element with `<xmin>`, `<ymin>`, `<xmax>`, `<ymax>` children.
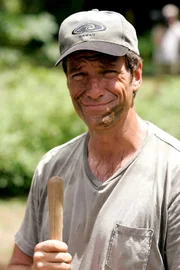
<box><xmin>33</xmin><ymin>240</ymin><xmax>72</xmax><ymax>269</ymax></box>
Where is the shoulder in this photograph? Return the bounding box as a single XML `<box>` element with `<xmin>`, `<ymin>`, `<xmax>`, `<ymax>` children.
<box><xmin>148</xmin><ymin>121</ymin><xmax>180</xmax><ymax>153</ymax></box>
<box><xmin>43</xmin><ymin>132</ymin><xmax>87</xmax><ymax>159</ymax></box>
<box><xmin>148</xmin><ymin>122</ymin><xmax>180</xmax><ymax>198</ymax></box>
<box><xmin>172</xmin><ymin>21</ymin><xmax>180</xmax><ymax>35</ymax></box>
<box><xmin>35</xmin><ymin>132</ymin><xmax>88</xmax><ymax>178</ymax></box>
<box><xmin>175</xmin><ymin>21</ymin><xmax>180</xmax><ymax>27</ymax></box>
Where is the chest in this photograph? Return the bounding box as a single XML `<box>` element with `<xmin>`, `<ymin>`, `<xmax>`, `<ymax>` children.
<box><xmin>61</xmin><ymin>168</ymin><xmax>166</xmax><ymax>270</ymax></box>
<box><xmin>63</xmin><ymin>166</ymin><xmax>165</xmax><ymax>244</ymax></box>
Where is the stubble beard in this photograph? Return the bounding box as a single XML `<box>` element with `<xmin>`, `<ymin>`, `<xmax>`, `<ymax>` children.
<box><xmin>75</xmin><ymin>99</ymin><xmax>126</xmax><ymax>129</ymax></box>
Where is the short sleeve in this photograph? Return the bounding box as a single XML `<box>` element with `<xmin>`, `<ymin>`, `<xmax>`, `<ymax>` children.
<box><xmin>15</xmin><ymin>170</ymin><xmax>39</xmax><ymax>257</ymax></box>
<box><xmin>166</xmin><ymin>177</ymin><xmax>180</xmax><ymax>270</ymax></box>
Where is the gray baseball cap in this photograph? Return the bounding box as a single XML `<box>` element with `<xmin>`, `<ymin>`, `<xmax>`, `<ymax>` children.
<box><xmin>55</xmin><ymin>9</ymin><xmax>139</xmax><ymax>66</ymax></box>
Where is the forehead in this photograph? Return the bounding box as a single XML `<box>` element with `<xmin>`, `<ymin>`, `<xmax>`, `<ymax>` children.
<box><xmin>66</xmin><ymin>50</ymin><xmax>119</xmax><ymax>67</ymax></box>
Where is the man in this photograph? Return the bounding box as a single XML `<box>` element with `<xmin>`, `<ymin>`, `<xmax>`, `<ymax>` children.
<box><xmin>152</xmin><ymin>4</ymin><xmax>180</xmax><ymax>75</ymax></box>
<box><xmin>7</xmin><ymin>9</ymin><xmax>180</xmax><ymax>270</ymax></box>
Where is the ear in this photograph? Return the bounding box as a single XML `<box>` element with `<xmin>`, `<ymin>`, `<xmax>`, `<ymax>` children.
<box><xmin>132</xmin><ymin>61</ymin><xmax>143</xmax><ymax>92</ymax></box>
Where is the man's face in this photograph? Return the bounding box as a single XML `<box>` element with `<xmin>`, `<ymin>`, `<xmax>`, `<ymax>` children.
<box><xmin>66</xmin><ymin>51</ymin><xmax>141</xmax><ymax>131</ymax></box>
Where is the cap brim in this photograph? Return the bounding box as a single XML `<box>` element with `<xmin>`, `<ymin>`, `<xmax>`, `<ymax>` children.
<box><xmin>55</xmin><ymin>41</ymin><xmax>129</xmax><ymax>66</ymax></box>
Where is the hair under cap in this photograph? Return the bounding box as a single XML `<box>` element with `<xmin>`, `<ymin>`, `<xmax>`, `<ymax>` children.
<box><xmin>55</xmin><ymin>9</ymin><xmax>139</xmax><ymax>66</ymax></box>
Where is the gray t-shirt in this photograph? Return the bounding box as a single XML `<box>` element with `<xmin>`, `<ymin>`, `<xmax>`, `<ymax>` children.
<box><xmin>15</xmin><ymin>121</ymin><xmax>180</xmax><ymax>270</ymax></box>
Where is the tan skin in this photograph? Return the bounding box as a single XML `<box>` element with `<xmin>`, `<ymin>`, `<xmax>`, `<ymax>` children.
<box><xmin>66</xmin><ymin>51</ymin><xmax>146</xmax><ymax>180</ymax></box>
<box><xmin>7</xmin><ymin>51</ymin><xmax>146</xmax><ymax>269</ymax></box>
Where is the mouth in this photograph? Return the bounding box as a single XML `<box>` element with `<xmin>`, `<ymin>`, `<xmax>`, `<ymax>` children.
<box><xmin>80</xmin><ymin>100</ymin><xmax>115</xmax><ymax>112</ymax></box>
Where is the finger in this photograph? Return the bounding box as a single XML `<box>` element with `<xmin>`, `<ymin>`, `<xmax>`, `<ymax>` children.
<box><xmin>34</xmin><ymin>251</ymin><xmax>72</xmax><ymax>264</ymax></box>
<box><xmin>47</xmin><ymin>252</ymin><xmax>72</xmax><ymax>263</ymax></box>
<box><xmin>35</xmin><ymin>240</ymin><xmax>68</xmax><ymax>253</ymax></box>
<box><xmin>34</xmin><ymin>261</ymin><xmax>71</xmax><ymax>270</ymax></box>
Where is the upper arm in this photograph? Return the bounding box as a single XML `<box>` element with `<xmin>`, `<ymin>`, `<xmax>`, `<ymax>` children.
<box><xmin>166</xmin><ymin>194</ymin><xmax>180</xmax><ymax>269</ymax></box>
<box><xmin>8</xmin><ymin>244</ymin><xmax>33</xmax><ymax>265</ymax></box>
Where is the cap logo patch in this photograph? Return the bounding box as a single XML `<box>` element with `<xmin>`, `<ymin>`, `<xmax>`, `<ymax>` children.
<box><xmin>72</xmin><ymin>23</ymin><xmax>105</xmax><ymax>35</ymax></box>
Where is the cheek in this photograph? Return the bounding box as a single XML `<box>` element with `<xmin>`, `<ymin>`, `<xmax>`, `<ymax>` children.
<box><xmin>113</xmin><ymin>76</ymin><xmax>132</xmax><ymax>96</ymax></box>
<box><xmin>106</xmin><ymin>78</ymin><xmax>126</xmax><ymax>97</ymax></box>
<box><xmin>102</xmin><ymin>78</ymin><xmax>119</xmax><ymax>93</ymax></box>
<box><xmin>67</xmin><ymin>80</ymin><xmax>85</xmax><ymax>100</ymax></box>
<box><xmin>107</xmin><ymin>79</ymin><xmax>118</xmax><ymax>89</ymax></box>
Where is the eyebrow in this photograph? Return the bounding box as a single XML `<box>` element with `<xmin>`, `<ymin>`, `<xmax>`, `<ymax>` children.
<box><xmin>68</xmin><ymin>63</ymin><xmax>117</xmax><ymax>74</ymax></box>
<box><xmin>67</xmin><ymin>53</ymin><xmax>118</xmax><ymax>74</ymax></box>
<box><xmin>68</xmin><ymin>65</ymin><xmax>82</xmax><ymax>74</ymax></box>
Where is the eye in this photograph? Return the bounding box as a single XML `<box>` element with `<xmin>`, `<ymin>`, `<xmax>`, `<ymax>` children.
<box><xmin>103</xmin><ymin>70</ymin><xmax>118</xmax><ymax>78</ymax></box>
<box><xmin>72</xmin><ymin>72</ymin><xmax>86</xmax><ymax>81</ymax></box>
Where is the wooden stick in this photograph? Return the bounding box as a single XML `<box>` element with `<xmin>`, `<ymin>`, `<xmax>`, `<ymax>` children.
<box><xmin>48</xmin><ymin>176</ymin><xmax>64</xmax><ymax>241</ymax></box>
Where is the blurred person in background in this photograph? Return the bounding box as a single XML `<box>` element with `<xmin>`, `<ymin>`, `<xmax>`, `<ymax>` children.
<box><xmin>152</xmin><ymin>4</ymin><xmax>180</xmax><ymax>76</ymax></box>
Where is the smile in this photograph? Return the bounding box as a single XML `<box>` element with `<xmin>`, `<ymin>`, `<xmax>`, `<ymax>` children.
<box><xmin>80</xmin><ymin>101</ymin><xmax>114</xmax><ymax>113</ymax></box>
<box><xmin>81</xmin><ymin>99</ymin><xmax>115</xmax><ymax>107</ymax></box>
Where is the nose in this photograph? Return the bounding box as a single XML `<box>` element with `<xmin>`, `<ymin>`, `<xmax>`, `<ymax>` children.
<box><xmin>86</xmin><ymin>76</ymin><xmax>104</xmax><ymax>99</ymax></box>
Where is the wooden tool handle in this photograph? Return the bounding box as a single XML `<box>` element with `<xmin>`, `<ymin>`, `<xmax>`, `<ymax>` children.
<box><xmin>48</xmin><ymin>176</ymin><xmax>64</xmax><ymax>241</ymax></box>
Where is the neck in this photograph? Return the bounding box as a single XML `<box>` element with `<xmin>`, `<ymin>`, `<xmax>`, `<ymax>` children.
<box><xmin>89</xmin><ymin>113</ymin><xmax>147</xmax><ymax>153</ymax></box>
<box><xmin>87</xmin><ymin>112</ymin><xmax>147</xmax><ymax>181</ymax></box>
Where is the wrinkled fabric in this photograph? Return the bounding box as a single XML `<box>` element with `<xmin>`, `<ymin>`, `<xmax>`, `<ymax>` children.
<box><xmin>15</xmin><ymin>121</ymin><xmax>180</xmax><ymax>270</ymax></box>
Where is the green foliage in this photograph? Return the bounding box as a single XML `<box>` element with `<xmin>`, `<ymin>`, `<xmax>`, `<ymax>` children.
<box><xmin>135</xmin><ymin>75</ymin><xmax>180</xmax><ymax>139</ymax></box>
<box><xmin>0</xmin><ymin>12</ymin><xmax>58</xmax><ymax>45</ymax></box>
<box><xmin>0</xmin><ymin>0</ymin><xmax>44</xmax><ymax>15</ymax></box>
<box><xmin>1</xmin><ymin>62</ymin><xmax>180</xmax><ymax>197</ymax></box>
<box><xmin>0</xmin><ymin>5</ymin><xmax>179</xmax><ymax>196</ymax></box>
<box><xmin>0</xmin><ymin>64</ymin><xmax>87</xmax><ymax>196</ymax></box>
<box><xmin>138</xmin><ymin>31</ymin><xmax>153</xmax><ymax>75</ymax></box>
<box><xmin>1</xmin><ymin>0</ymin><xmax>22</xmax><ymax>14</ymax></box>
<box><xmin>0</xmin><ymin>11</ymin><xmax>59</xmax><ymax>67</ymax></box>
